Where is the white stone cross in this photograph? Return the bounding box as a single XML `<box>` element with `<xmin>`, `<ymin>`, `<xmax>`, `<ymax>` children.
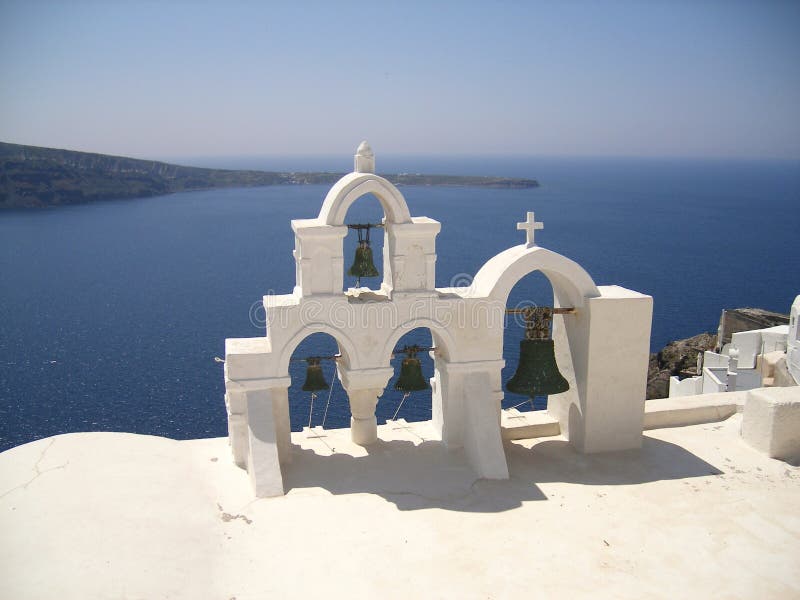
<box><xmin>517</xmin><ymin>211</ymin><xmax>543</xmax><ymax>246</ymax></box>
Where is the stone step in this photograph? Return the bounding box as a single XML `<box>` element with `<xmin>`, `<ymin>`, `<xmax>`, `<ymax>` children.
<box><xmin>501</xmin><ymin>408</ymin><xmax>560</xmax><ymax>440</ymax></box>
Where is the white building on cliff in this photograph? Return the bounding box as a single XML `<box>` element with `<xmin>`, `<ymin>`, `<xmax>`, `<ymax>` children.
<box><xmin>669</xmin><ymin>296</ymin><xmax>799</xmax><ymax>397</ymax></box>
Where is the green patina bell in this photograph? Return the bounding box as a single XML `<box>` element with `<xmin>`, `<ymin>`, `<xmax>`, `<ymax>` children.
<box><xmin>348</xmin><ymin>241</ymin><xmax>380</xmax><ymax>279</ymax></box>
<box><xmin>395</xmin><ymin>356</ymin><xmax>430</xmax><ymax>392</ymax></box>
<box><xmin>506</xmin><ymin>338</ymin><xmax>569</xmax><ymax>398</ymax></box>
<box><xmin>301</xmin><ymin>358</ymin><xmax>329</xmax><ymax>392</ymax></box>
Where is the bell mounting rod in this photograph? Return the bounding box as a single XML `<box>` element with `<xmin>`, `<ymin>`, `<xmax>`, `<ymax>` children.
<box><xmin>506</xmin><ymin>306</ymin><xmax>572</xmax><ymax>341</ymax></box>
<box><xmin>347</xmin><ymin>223</ymin><xmax>385</xmax><ymax>229</ymax></box>
<box><xmin>505</xmin><ymin>307</ymin><xmax>575</xmax><ymax>315</ymax></box>
<box><xmin>290</xmin><ymin>354</ymin><xmax>341</xmax><ymax>363</ymax></box>
<box><xmin>392</xmin><ymin>344</ymin><xmax>436</xmax><ymax>358</ymax></box>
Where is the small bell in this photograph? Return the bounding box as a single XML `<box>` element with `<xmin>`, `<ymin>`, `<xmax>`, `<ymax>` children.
<box><xmin>347</xmin><ymin>225</ymin><xmax>380</xmax><ymax>284</ymax></box>
<box><xmin>506</xmin><ymin>338</ymin><xmax>569</xmax><ymax>397</ymax></box>
<box><xmin>302</xmin><ymin>358</ymin><xmax>329</xmax><ymax>392</ymax></box>
<box><xmin>394</xmin><ymin>347</ymin><xmax>430</xmax><ymax>392</ymax></box>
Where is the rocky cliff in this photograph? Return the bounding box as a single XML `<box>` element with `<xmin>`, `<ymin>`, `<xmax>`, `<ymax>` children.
<box><xmin>647</xmin><ymin>332</ymin><xmax>717</xmax><ymax>399</ymax></box>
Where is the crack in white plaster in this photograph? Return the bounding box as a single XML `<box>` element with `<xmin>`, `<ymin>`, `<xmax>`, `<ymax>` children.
<box><xmin>0</xmin><ymin>439</ymin><xmax>70</xmax><ymax>500</ymax></box>
<box><xmin>380</xmin><ymin>478</ymin><xmax>482</xmax><ymax>504</ymax></box>
<box><xmin>216</xmin><ymin>502</ymin><xmax>253</xmax><ymax>525</ymax></box>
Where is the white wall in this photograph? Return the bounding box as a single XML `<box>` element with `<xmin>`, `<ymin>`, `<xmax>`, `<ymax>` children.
<box><xmin>669</xmin><ymin>375</ymin><xmax>703</xmax><ymax>397</ymax></box>
<box><xmin>703</xmin><ymin>351</ymin><xmax>730</xmax><ymax>369</ymax></box>
<box><xmin>732</xmin><ymin>326</ymin><xmax>788</xmax><ymax>369</ymax></box>
<box><xmin>703</xmin><ymin>367</ymin><xmax>728</xmax><ymax>394</ymax></box>
<box><xmin>731</xmin><ymin>331</ymin><xmax>763</xmax><ymax>369</ymax></box>
<box><xmin>762</xmin><ymin>326</ymin><xmax>789</xmax><ymax>353</ymax></box>
<box><xmin>734</xmin><ymin>369</ymin><xmax>763</xmax><ymax>392</ymax></box>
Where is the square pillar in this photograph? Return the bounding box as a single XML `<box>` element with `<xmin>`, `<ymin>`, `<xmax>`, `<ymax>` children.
<box><xmin>243</xmin><ymin>377</ymin><xmax>291</xmax><ymax>498</ymax></box>
<box><xmin>461</xmin><ymin>371</ymin><xmax>509</xmax><ymax>479</ymax></box>
<box><xmin>383</xmin><ymin>217</ymin><xmax>440</xmax><ymax>294</ymax></box>
<box><xmin>224</xmin><ymin>388</ymin><xmax>248</xmax><ymax>468</ymax></box>
<box><xmin>431</xmin><ymin>358</ymin><xmax>505</xmax><ymax>449</ymax></box>
<box><xmin>558</xmin><ymin>285</ymin><xmax>653</xmax><ymax>453</ymax></box>
<box><xmin>291</xmin><ymin>219</ymin><xmax>347</xmax><ymax>296</ymax></box>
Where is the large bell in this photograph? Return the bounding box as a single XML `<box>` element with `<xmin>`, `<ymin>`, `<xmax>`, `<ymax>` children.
<box><xmin>395</xmin><ymin>357</ymin><xmax>430</xmax><ymax>392</ymax></box>
<box><xmin>506</xmin><ymin>339</ymin><xmax>569</xmax><ymax>397</ymax></box>
<box><xmin>301</xmin><ymin>358</ymin><xmax>329</xmax><ymax>392</ymax></box>
<box><xmin>348</xmin><ymin>241</ymin><xmax>380</xmax><ymax>279</ymax></box>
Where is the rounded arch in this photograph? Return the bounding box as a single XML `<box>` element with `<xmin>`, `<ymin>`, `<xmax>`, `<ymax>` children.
<box><xmin>318</xmin><ymin>173</ymin><xmax>412</xmax><ymax>226</ymax></box>
<box><xmin>278</xmin><ymin>323</ymin><xmax>361</xmax><ymax>375</ymax></box>
<box><xmin>381</xmin><ymin>317</ymin><xmax>460</xmax><ymax>365</ymax></box>
<box><xmin>471</xmin><ymin>245</ymin><xmax>600</xmax><ymax>308</ymax></box>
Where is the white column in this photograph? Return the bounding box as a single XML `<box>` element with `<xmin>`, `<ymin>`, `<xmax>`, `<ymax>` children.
<box><xmin>241</xmin><ymin>376</ymin><xmax>291</xmax><ymax>498</ymax></box>
<box><xmin>225</xmin><ymin>338</ymin><xmax>292</xmax><ymax>494</ymax></box>
<box><xmin>224</xmin><ymin>388</ymin><xmax>248</xmax><ymax>468</ymax></box>
<box><xmin>337</xmin><ymin>366</ymin><xmax>394</xmax><ymax>446</ymax></box>
<box><xmin>291</xmin><ymin>220</ymin><xmax>347</xmax><ymax>296</ymax></box>
<box><xmin>430</xmin><ymin>358</ymin><xmax>508</xmax><ymax>478</ymax></box>
<box><xmin>346</xmin><ymin>388</ymin><xmax>382</xmax><ymax>445</ymax></box>
<box><xmin>383</xmin><ymin>218</ymin><xmax>441</xmax><ymax>294</ymax></box>
<box><xmin>556</xmin><ymin>285</ymin><xmax>652</xmax><ymax>453</ymax></box>
<box><xmin>461</xmin><ymin>371</ymin><xmax>509</xmax><ymax>479</ymax></box>
<box><xmin>430</xmin><ymin>362</ymin><xmax>459</xmax><ymax>446</ymax></box>
<box><xmin>430</xmin><ymin>358</ymin><xmax>505</xmax><ymax>449</ymax></box>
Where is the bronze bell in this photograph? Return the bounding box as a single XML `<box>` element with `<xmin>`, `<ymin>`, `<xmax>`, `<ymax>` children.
<box><xmin>348</xmin><ymin>224</ymin><xmax>380</xmax><ymax>283</ymax></box>
<box><xmin>348</xmin><ymin>241</ymin><xmax>380</xmax><ymax>279</ymax></box>
<box><xmin>301</xmin><ymin>358</ymin><xmax>329</xmax><ymax>392</ymax></box>
<box><xmin>394</xmin><ymin>347</ymin><xmax>430</xmax><ymax>392</ymax></box>
<box><xmin>506</xmin><ymin>306</ymin><xmax>569</xmax><ymax>398</ymax></box>
<box><xmin>506</xmin><ymin>338</ymin><xmax>569</xmax><ymax>397</ymax></box>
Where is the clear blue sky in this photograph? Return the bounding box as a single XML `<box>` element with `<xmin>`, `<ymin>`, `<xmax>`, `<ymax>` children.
<box><xmin>1</xmin><ymin>0</ymin><xmax>798</xmax><ymax>159</ymax></box>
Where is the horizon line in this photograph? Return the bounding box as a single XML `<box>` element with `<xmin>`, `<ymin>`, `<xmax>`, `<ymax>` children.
<box><xmin>3</xmin><ymin>139</ymin><xmax>799</xmax><ymax>165</ymax></box>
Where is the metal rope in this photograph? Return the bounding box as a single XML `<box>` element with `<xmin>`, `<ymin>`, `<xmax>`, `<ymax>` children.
<box><xmin>307</xmin><ymin>393</ymin><xmax>316</xmax><ymax>429</ymax></box>
<box><xmin>321</xmin><ymin>361</ymin><xmax>336</xmax><ymax>429</ymax></box>
<box><xmin>391</xmin><ymin>392</ymin><xmax>410</xmax><ymax>421</ymax></box>
<box><xmin>508</xmin><ymin>398</ymin><xmax>533</xmax><ymax>410</ymax></box>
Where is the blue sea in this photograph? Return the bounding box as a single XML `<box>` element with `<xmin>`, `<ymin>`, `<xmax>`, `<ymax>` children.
<box><xmin>1</xmin><ymin>155</ymin><xmax>798</xmax><ymax>451</ymax></box>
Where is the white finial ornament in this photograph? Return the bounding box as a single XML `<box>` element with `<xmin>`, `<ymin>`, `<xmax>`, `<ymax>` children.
<box><xmin>354</xmin><ymin>140</ymin><xmax>375</xmax><ymax>173</ymax></box>
<box><xmin>517</xmin><ymin>211</ymin><xmax>543</xmax><ymax>246</ymax></box>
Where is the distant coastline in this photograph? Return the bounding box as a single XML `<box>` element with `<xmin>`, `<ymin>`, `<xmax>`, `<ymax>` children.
<box><xmin>0</xmin><ymin>142</ymin><xmax>539</xmax><ymax>209</ymax></box>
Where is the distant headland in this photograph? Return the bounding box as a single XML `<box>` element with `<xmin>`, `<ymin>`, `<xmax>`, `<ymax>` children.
<box><xmin>0</xmin><ymin>142</ymin><xmax>539</xmax><ymax>209</ymax></box>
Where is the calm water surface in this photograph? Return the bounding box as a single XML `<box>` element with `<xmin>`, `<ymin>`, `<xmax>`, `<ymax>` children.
<box><xmin>1</xmin><ymin>156</ymin><xmax>798</xmax><ymax>450</ymax></box>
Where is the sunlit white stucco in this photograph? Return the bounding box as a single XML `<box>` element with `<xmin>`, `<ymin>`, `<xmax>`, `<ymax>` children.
<box><xmin>224</xmin><ymin>142</ymin><xmax>654</xmax><ymax>497</ymax></box>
